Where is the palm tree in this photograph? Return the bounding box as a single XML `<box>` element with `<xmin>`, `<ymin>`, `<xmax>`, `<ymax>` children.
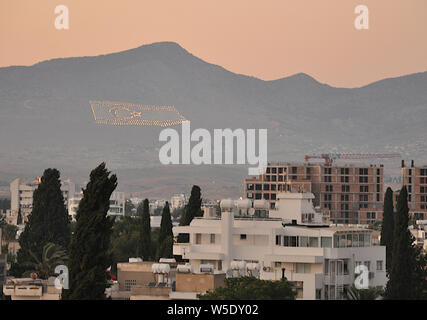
<box><xmin>22</xmin><ymin>242</ymin><xmax>68</xmax><ymax>279</ymax></box>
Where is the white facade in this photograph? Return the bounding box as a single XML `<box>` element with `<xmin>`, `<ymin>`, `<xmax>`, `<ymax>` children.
<box><xmin>68</xmin><ymin>191</ymin><xmax>125</xmax><ymax>220</ymax></box>
<box><xmin>10</xmin><ymin>177</ymin><xmax>75</xmax><ymax>223</ymax></box>
<box><xmin>171</xmin><ymin>194</ymin><xmax>187</xmax><ymax>211</ymax></box>
<box><xmin>173</xmin><ymin>192</ymin><xmax>387</xmax><ymax>300</ymax></box>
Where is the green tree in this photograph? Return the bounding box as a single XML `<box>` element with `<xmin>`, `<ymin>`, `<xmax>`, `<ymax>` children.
<box><xmin>138</xmin><ymin>199</ymin><xmax>152</xmax><ymax>260</ymax></box>
<box><xmin>385</xmin><ymin>186</ymin><xmax>425</xmax><ymax>299</ymax></box>
<box><xmin>380</xmin><ymin>187</ymin><xmax>394</xmax><ymax>274</ymax></box>
<box><xmin>156</xmin><ymin>202</ymin><xmax>173</xmax><ymax>260</ymax></box>
<box><xmin>199</xmin><ymin>277</ymin><xmax>296</xmax><ymax>300</ymax></box>
<box><xmin>13</xmin><ymin>169</ymin><xmax>70</xmax><ymax>276</ymax></box>
<box><xmin>110</xmin><ymin>216</ymin><xmax>140</xmax><ymax>269</ymax></box>
<box><xmin>21</xmin><ymin>242</ymin><xmax>68</xmax><ymax>280</ymax></box>
<box><xmin>177</xmin><ymin>186</ymin><xmax>202</xmax><ymax>243</ymax></box>
<box><xmin>63</xmin><ymin>163</ymin><xmax>117</xmax><ymax>300</ymax></box>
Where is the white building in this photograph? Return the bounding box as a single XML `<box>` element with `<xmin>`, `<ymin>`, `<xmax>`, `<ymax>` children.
<box><xmin>68</xmin><ymin>191</ymin><xmax>125</xmax><ymax>220</ymax></box>
<box><xmin>170</xmin><ymin>194</ymin><xmax>187</xmax><ymax>211</ymax></box>
<box><xmin>173</xmin><ymin>192</ymin><xmax>387</xmax><ymax>300</ymax></box>
<box><xmin>10</xmin><ymin>177</ymin><xmax>75</xmax><ymax>223</ymax></box>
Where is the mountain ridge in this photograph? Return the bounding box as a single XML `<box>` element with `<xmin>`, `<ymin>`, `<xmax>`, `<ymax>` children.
<box><xmin>0</xmin><ymin>41</ymin><xmax>426</xmax><ymax>198</ymax></box>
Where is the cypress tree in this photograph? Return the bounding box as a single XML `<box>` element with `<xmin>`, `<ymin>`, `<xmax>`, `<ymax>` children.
<box><xmin>177</xmin><ymin>186</ymin><xmax>202</xmax><ymax>243</ymax></box>
<box><xmin>380</xmin><ymin>187</ymin><xmax>394</xmax><ymax>274</ymax></box>
<box><xmin>138</xmin><ymin>199</ymin><xmax>152</xmax><ymax>260</ymax></box>
<box><xmin>13</xmin><ymin>169</ymin><xmax>70</xmax><ymax>276</ymax></box>
<box><xmin>63</xmin><ymin>163</ymin><xmax>117</xmax><ymax>300</ymax></box>
<box><xmin>17</xmin><ymin>208</ymin><xmax>22</xmax><ymax>226</ymax></box>
<box><xmin>156</xmin><ymin>202</ymin><xmax>173</xmax><ymax>259</ymax></box>
<box><xmin>385</xmin><ymin>186</ymin><xmax>417</xmax><ymax>299</ymax></box>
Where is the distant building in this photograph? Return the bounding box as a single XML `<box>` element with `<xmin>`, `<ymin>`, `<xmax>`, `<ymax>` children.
<box><xmin>68</xmin><ymin>191</ymin><xmax>125</xmax><ymax>220</ymax></box>
<box><xmin>170</xmin><ymin>194</ymin><xmax>187</xmax><ymax>211</ymax></box>
<box><xmin>173</xmin><ymin>193</ymin><xmax>387</xmax><ymax>300</ymax></box>
<box><xmin>10</xmin><ymin>177</ymin><xmax>75</xmax><ymax>223</ymax></box>
<box><xmin>244</xmin><ymin>162</ymin><xmax>384</xmax><ymax>224</ymax></box>
<box><xmin>401</xmin><ymin>160</ymin><xmax>427</xmax><ymax>220</ymax></box>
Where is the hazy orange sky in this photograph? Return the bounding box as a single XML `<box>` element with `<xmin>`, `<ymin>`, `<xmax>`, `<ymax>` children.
<box><xmin>0</xmin><ymin>0</ymin><xmax>426</xmax><ymax>87</ymax></box>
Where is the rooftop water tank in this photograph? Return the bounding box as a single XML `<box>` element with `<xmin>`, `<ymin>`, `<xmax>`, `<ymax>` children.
<box><xmin>220</xmin><ymin>199</ymin><xmax>235</xmax><ymax>211</ymax></box>
<box><xmin>236</xmin><ymin>199</ymin><xmax>252</xmax><ymax>210</ymax></box>
<box><xmin>253</xmin><ymin>199</ymin><xmax>269</xmax><ymax>210</ymax></box>
<box><xmin>177</xmin><ymin>263</ymin><xmax>193</xmax><ymax>273</ymax></box>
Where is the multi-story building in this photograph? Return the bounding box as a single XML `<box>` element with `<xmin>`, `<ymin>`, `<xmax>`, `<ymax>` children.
<box><xmin>244</xmin><ymin>162</ymin><xmax>384</xmax><ymax>224</ymax></box>
<box><xmin>401</xmin><ymin>160</ymin><xmax>427</xmax><ymax>220</ymax></box>
<box><xmin>68</xmin><ymin>191</ymin><xmax>125</xmax><ymax>220</ymax></box>
<box><xmin>173</xmin><ymin>193</ymin><xmax>387</xmax><ymax>300</ymax></box>
<box><xmin>10</xmin><ymin>178</ymin><xmax>75</xmax><ymax>223</ymax></box>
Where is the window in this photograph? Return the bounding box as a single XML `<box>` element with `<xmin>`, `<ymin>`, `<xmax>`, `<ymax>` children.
<box><xmin>360</xmin><ymin>185</ymin><xmax>369</xmax><ymax>193</ymax></box>
<box><xmin>295</xmin><ymin>263</ymin><xmax>311</xmax><ymax>274</ymax></box>
<box><xmin>359</xmin><ymin>176</ymin><xmax>368</xmax><ymax>183</ymax></box>
<box><xmin>271</xmin><ymin>193</ymin><xmax>276</xmax><ymax>200</ymax></box>
<box><xmin>359</xmin><ymin>168</ymin><xmax>369</xmax><ymax>175</ymax></box>
<box><xmin>255</xmin><ymin>184</ymin><xmax>262</xmax><ymax>190</ymax></box>
<box><xmin>341</xmin><ymin>176</ymin><xmax>349</xmax><ymax>183</ymax></box>
<box><xmin>240</xmin><ymin>234</ymin><xmax>247</xmax><ymax>240</ymax></box>
<box><xmin>321</xmin><ymin>237</ymin><xmax>332</xmax><ymax>248</ymax></box>
<box><xmin>283</xmin><ymin>236</ymin><xmax>298</xmax><ymax>247</ymax></box>
<box><xmin>263</xmin><ymin>184</ymin><xmax>270</xmax><ymax>191</ymax></box>
<box><xmin>271</xmin><ymin>184</ymin><xmax>276</xmax><ymax>191</ymax></box>
<box><xmin>276</xmin><ymin>235</ymin><xmax>282</xmax><ymax>245</ymax></box>
<box><xmin>316</xmin><ymin>289</ymin><xmax>322</xmax><ymax>300</ymax></box>
<box><xmin>210</xmin><ymin>234</ymin><xmax>215</xmax><ymax>244</ymax></box>
<box><xmin>309</xmin><ymin>237</ymin><xmax>319</xmax><ymax>247</ymax></box>
<box><xmin>196</xmin><ymin>233</ymin><xmax>201</xmax><ymax>244</ymax></box>
<box><xmin>300</xmin><ymin>236</ymin><xmax>309</xmax><ymax>247</ymax></box>
<box><xmin>124</xmin><ymin>279</ymin><xmax>137</xmax><ymax>291</ymax></box>
<box><xmin>247</xmin><ymin>184</ymin><xmax>254</xmax><ymax>191</ymax></box>
<box><xmin>376</xmin><ymin>260</ymin><xmax>383</xmax><ymax>271</ymax></box>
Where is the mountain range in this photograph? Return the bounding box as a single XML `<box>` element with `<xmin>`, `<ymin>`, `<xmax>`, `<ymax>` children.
<box><xmin>0</xmin><ymin>42</ymin><xmax>426</xmax><ymax>199</ymax></box>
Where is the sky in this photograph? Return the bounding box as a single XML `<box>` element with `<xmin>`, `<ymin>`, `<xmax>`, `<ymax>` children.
<box><xmin>0</xmin><ymin>0</ymin><xmax>426</xmax><ymax>87</ymax></box>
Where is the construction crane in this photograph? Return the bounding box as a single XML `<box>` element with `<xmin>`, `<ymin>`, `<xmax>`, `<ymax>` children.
<box><xmin>304</xmin><ymin>153</ymin><xmax>401</xmax><ymax>166</ymax></box>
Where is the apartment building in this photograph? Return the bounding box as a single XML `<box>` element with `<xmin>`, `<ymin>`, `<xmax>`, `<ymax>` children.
<box><xmin>10</xmin><ymin>177</ymin><xmax>75</xmax><ymax>223</ymax></box>
<box><xmin>68</xmin><ymin>191</ymin><xmax>125</xmax><ymax>220</ymax></box>
<box><xmin>401</xmin><ymin>160</ymin><xmax>427</xmax><ymax>220</ymax></box>
<box><xmin>173</xmin><ymin>193</ymin><xmax>387</xmax><ymax>300</ymax></box>
<box><xmin>244</xmin><ymin>162</ymin><xmax>384</xmax><ymax>224</ymax></box>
